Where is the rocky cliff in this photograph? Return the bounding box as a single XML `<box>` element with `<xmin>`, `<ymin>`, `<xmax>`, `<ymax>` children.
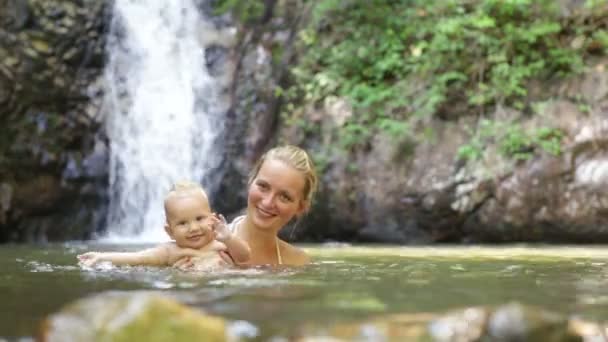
<box><xmin>0</xmin><ymin>0</ymin><xmax>108</xmax><ymax>242</ymax></box>
<box><xmin>2</xmin><ymin>0</ymin><xmax>608</xmax><ymax>244</ymax></box>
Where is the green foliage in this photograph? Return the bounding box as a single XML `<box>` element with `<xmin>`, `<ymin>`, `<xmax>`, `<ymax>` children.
<box><xmin>457</xmin><ymin>120</ymin><xmax>564</xmax><ymax>161</ymax></box>
<box><xmin>339</xmin><ymin>122</ymin><xmax>371</xmax><ymax>149</ymax></box>
<box><xmin>592</xmin><ymin>29</ymin><xmax>608</xmax><ymax>54</ymax></box>
<box><xmin>212</xmin><ymin>0</ymin><xmax>265</xmax><ymax>24</ymax></box>
<box><xmin>281</xmin><ymin>0</ymin><xmax>600</xmax><ymax>152</ymax></box>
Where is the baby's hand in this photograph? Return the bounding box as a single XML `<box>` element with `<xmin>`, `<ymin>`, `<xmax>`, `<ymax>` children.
<box><xmin>211</xmin><ymin>213</ymin><xmax>232</xmax><ymax>243</ymax></box>
<box><xmin>77</xmin><ymin>252</ymin><xmax>103</xmax><ymax>267</ymax></box>
<box><xmin>173</xmin><ymin>256</ymin><xmax>194</xmax><ymax>271</ymax></box>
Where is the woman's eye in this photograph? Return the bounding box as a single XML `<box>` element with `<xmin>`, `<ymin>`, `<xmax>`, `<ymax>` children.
<box><xmin>257</xmin><ymin>182</ymin><xmax>269</xmax><ymax>191</ymax></box>
<box><xmin>279</xmin><ymin>193</ymin><xmax>293</xmax><ymax>202</ymax></box>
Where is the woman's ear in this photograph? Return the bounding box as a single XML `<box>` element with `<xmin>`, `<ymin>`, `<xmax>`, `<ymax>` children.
<box><xmin>297</xmin><ymin>200</ymin><xmax>310</xmax><ymax>217</ymax></box>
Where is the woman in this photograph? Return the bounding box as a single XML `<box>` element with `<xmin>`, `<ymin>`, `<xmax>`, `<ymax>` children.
<box><xmin>229</xmin><ymin>144</ymin><xmax>318</xmax><ymax>266</ymax></box>
<box><xmin>176</xmin><ymin>145</ymin><xmax>317</xmax><ymax>268</ymax></box>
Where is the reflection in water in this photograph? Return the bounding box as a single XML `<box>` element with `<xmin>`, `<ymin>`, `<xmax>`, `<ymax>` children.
<box><xmin>3</xmin><ymin>244</ymin><xmax>608</xmax><ymax>339</ymax></box>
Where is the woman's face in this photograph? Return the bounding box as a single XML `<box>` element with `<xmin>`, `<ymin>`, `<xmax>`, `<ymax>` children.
<box><xmin>247</xmin><ymin>158</ymin><xmax>307</xmax><ymax>232</ymax></box>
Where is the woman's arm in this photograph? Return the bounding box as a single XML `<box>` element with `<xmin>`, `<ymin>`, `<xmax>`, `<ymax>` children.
<box><xmin>283</xmin><ymin>242</ymin><xmax>311</xmax><ymax>266</ymax></box>
<box><xmin>218</xmin><ymin>235</ymin><xmax>251</xmax><ymax>264</ymax></box>
<box><xmin>212</xmin><ymin>214</ymin><xmax>251</xmax><ymax>264</ymax></box>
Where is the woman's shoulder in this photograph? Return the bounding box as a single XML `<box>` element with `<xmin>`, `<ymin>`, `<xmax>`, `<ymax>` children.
<box><xmin>278</xmin><ymin>240</ymin><xmax>310</xmax><ymax>265</ymax></box>
<box><xmin>228</xmin><ymin>215</ymin><xmax>245</xmax><ymax>232</ymax></box>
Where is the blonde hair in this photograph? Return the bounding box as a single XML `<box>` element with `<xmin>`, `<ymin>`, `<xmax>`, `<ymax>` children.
<box><xmin>249</xmin><ymin>145</ymin><xmax>318</xmax><ymax>205</ymax></box>
<box><xmin>164</xmin><ymin>180</ymin><xmax>208</xmax><ymax>211</ymax></box>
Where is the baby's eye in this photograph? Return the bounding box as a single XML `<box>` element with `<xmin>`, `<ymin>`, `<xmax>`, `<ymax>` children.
<box><xmin>177</xmin><ymin>221</ymin><xmax>187</xmax><ymax>226</ymax></box>
<box><xmin>196</xmin><ymin>215</ymin><xmax>206</xmax><ymax>221</ymax></box>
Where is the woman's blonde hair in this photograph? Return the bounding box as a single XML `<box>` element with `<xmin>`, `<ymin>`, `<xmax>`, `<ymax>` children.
<box><xmin>249</xmin><ymin>145</ymin><xmax>318</xmax><ymax>206</ymax></box>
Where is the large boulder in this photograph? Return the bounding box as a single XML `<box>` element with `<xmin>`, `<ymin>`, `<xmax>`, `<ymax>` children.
<box><xmin>40</xmin><ymin>291</ymin><xmax>227</xmax><ymax>342</ymax></box>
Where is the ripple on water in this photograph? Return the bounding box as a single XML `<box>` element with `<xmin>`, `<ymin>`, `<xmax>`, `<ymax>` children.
<box><xmin>497</xmin><ymin>265</ymin><xmax>525</xmax><ymax>277</ymax></box>
<box><xmin>209</xmin><ymin>278</ymin><xmax>291</xmax><ymax>287</ymax></box>
<box><xmin>150</xmin><ymin>281</ymin><xmax>174</xmax><ymax>289</ymax></box>
<box><xmin>26</xmin><ymin>261</ymin><xmax>54</xmax><ymax>273</ymax></box>
<box><xmin>227</xmin><ymin>320</ymin><xmax>259</xmax><ymax>339</ymax></box>
<box><xmin>23</xmin><ymin>259</ymin><xmax>82</xmax><ymax>273</ymax></box>
<box><xmin>578</xmin><ymin>295</ymin><xmax>608</xmax><ymax>305</ymax></box>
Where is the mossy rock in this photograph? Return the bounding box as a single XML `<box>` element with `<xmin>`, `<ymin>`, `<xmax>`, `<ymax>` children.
<box><xmin>40</xmin><ymin>291</ymin><xmax>226</xmax><ymax>342</ymax></box>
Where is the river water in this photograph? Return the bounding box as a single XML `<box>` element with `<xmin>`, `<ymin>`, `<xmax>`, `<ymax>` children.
<box><xmin>2</xmin><ymin>244</ymin><xmax>608</xmax><ymax>339</ymax></box>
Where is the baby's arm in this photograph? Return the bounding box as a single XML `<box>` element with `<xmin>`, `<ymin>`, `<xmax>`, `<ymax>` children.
<box><xmin>77</xmin><ymin>246</ymin><xmax>169</xmax><ymax>267</ymax></box>
<box><xmin>212</xmin><ymin>214</ymin><xmax>251</xmax><ymax>264</ymax></box>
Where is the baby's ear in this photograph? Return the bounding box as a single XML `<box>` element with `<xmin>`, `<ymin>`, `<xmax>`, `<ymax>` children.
<box><xmin>164</xmin><ymin>223</ymin><xmax>174</xmax><ymax>238</ymax></box>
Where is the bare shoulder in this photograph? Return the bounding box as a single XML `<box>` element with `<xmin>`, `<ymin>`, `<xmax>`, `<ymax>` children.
<box><xmin>160</xmin><ymin>242</ymin><xmax>178</xmax><ymax>254</ymax></box>
<box><xmin>279</xmin><ymin>240</ymin><xmax>311</xmax><ymax>266</ymax></box>
<box><xmin>151</xmin><ymin>243</ymin><xmax>174</xmax><ymax>259</ymax></box>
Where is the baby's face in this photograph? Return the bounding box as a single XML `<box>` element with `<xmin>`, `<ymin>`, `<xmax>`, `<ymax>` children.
<box><xmin>164</xmin><ymin>192</ymin><xmax>215</xmax><ymax>249</ymax></box>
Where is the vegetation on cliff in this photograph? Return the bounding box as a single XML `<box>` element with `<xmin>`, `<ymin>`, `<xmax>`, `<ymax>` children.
<box><xmin>218</xmin><ymin>0</ymin><xmax>607</xmax><ymax>161</ymax></box>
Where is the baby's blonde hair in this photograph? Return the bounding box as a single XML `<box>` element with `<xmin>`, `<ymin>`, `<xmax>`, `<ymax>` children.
<box><xmin>164</xmin><ymin>180</ymin><xmax>208</xmax><ymax>212</ymax></box>
<box><xmin>249</xmin><ymin>145</ymin><xmax>318</xmax><ymax>205</ymax></box>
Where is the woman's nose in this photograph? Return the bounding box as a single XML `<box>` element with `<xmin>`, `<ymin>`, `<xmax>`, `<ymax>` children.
<box><xmin>261</xmin><ymin>193</ymin><xmax>275</xmax><ymax>207</ymax></box>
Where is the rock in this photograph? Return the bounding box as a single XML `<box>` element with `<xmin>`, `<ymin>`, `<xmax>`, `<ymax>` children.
<box><xmin>40</xmin><ymin>291</ymin><xmax>227</xmax><ymax>342</ymax></box>
<box><xmin>0</xmin><ymin>182</ymin><xmax>12</xmax><ymax>224</ymax></box>
<box><xmin>306</xmin><ymin>303</ymin><xmax>590</xmax><ymax>341</ymax></box>
<box><xmin>299</xmin><ymin>312</ymin><xmax>435</xmax><ymax>341</ymax></box>
<box><xmin>485</xmin><ymin>303</ymin><xmax>579</xmax><ymax>341</ymax></box>
<box><xmin>428</xmin><ymin>307</ymin><xmax>489</xmax><ymax>341</ymax></box>
<box><xmin>31</xmin><ymin>39</ymin><xmax>51</xmax><ymax>54</ymax></box>
<box><xmin>428</xmin><ymin>303</ymin><xmax>582</xmax><ymax>341</ymax></box>
<box><xmin>0</xmin><ymin>0</ymin><xmax>109</xmax><ymax>242</ymax></box>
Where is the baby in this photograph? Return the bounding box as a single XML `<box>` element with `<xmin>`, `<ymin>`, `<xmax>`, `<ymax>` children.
<box><xmin>77</xmin><ymin>181</ymin><xmax>250</xmax><ymax>270</ymax></box>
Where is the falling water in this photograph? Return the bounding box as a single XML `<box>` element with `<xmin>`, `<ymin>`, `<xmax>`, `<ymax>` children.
<box><xmin>102</xmin><ymin>0</ymin><xmax>231</xmax><ymax>241</ymax></box>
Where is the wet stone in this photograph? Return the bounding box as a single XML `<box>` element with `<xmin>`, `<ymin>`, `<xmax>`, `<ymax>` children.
<box><xmin>3</xmin><ymin>56</ymin><xmax>19</xmax><ymax>67</ymax></box>
<box><xmin>40</xmin><ymin>291</ymin><xmax>227</xmax><ymax>342</ymax></box>
<box><xmin>31</xmin><ymin>39</ymin><xmax>51</xmax><ymax>54</ymax></box>
<box><xmin>22</xmin><ymin>47</ymin><xmax>39</xmax><ymax>58</ymax></box>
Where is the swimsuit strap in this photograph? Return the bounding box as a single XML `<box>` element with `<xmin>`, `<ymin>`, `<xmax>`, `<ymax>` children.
<box><xmin>275</xmin><ymin>237</ymin><xmax>282</xmax><ymax>265</ymax></box>
<box><xmin>232</xmin><ymin>215</ymin><xmax>282</xmax><ymax>265</ymax></box>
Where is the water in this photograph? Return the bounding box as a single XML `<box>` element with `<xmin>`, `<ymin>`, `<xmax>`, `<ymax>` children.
<box><xmin>3</xmin><ymin>244</ymin><xmax>608</xmax><ymax>340</ymax></box>
<box><xmin>102</xmin><ymin>0</ymin><xmax>227</xmax><ymax>241</ymax></box>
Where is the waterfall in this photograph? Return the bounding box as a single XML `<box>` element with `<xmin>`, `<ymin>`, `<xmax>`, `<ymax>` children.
<box><xmin>101</xmin><ymin>0</ymin><xmax>232</xmax><ymax>242</ymax></box>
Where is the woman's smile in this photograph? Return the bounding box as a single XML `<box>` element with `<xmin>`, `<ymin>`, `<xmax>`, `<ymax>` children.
<box><xmin>256</xmin><ymin>205</ymin><xmax>277</xmax><ymax>218</ymax></box>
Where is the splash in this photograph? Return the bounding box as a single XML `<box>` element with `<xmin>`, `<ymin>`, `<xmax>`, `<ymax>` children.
<box><xmin>102</xmin><ymin>0</ymin><xmax>229</xmax><ymax>242</ymax></box>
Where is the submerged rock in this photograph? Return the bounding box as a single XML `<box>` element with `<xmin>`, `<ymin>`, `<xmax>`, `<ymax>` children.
<box><xmin>429</xmin><ymin>303</ymin><xmax>581</xmax><ymax>342</ymax></box>
<box><xmin>40</xmin><ymin>291</ymin><xmax>227</xmax><ymax>342</ymax></box>
<box><xmin>302</xmin><ymin>303</ymin><xmax>594</xmax><ymax>341</ymax></box>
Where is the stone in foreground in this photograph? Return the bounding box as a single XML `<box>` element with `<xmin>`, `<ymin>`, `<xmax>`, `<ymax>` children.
<box><xmin>39</xmin><ymin>291</ymin><xmax>226</xmax><ymax>342</ymax></box>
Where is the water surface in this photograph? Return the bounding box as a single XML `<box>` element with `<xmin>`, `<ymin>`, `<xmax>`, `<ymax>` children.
<box><xmin>2</xmin><ymin>243</ymin><xmax>608</xmax><ymax>340</ymax></box>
